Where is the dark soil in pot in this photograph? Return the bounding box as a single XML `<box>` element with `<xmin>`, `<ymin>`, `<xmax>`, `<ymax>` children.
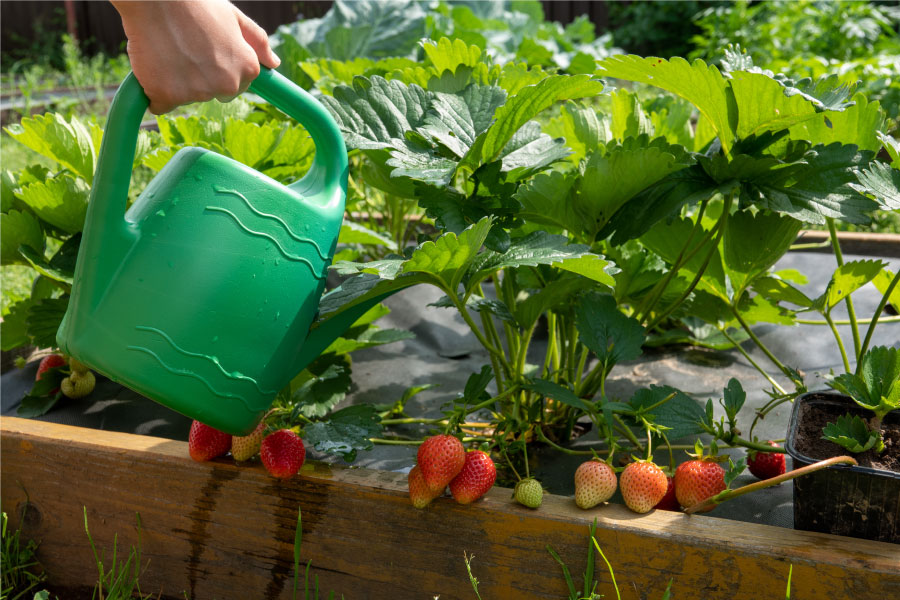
<box><xmin>792</xmin><ymin>395</ymin><xmax>900</xmax><ymax>471</ymax></box>
<box><xmin>786</xmin><ymin>392</ymin><xmax>900</xmax><ymax>544</ymax></box>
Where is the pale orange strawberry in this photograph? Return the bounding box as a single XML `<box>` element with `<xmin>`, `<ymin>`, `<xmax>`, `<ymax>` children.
<box><xmin>573</xmin><ymin>460</ymin><xmax>617</xmax><ymax>509</ymax></box>
<box><xmin>619</xmin><ymin>461</ymin><xmax>668</xmax><ymax>514</ymax></box>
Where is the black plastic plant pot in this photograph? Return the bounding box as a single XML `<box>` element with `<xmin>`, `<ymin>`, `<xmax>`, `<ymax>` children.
<box><xmin>785</xmin><ymin>391</ymin><xmax>900</xmax><ymax>544</ymax></box>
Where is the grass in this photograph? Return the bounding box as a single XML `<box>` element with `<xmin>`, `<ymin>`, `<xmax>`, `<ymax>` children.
<box><xmin>0</xmin><ymin>505</ymin><xmax>340</xmax><ymax>600</ymax></box>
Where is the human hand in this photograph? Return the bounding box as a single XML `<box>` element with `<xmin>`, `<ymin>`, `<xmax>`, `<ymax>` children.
<box><xmin>111</xmin><ymin>0</ymin><xmax>281</xmax><ymax>114</ymax></box>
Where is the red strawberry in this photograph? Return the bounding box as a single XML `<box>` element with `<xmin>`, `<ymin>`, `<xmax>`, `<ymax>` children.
<box><xmin>573</xmin><ymin>460</ymin><xmax>617</xmax><ymax>509</ymax></box>
<box><xmin>747</xmin><ymin>441</ymin><xmax>786</xmax><ymax>480</ymax></box>
<box><xmin>675</xmin><ymin>459</ymin><xmax>726</xmax><ymax>512</ymax></box>
<box><xmin>36</xmin><ymin>354</ymin><xmax>66</xmax><ymax>394</ymax></box>
<box><xmin>417</xmin><ymin>434</ymin><xmax>465</xmax><ymax>493</ymax></box>
<box><xmin>653</xmin><ymin>475</ymin><xmax>680</xmax><ymax>512</ymax></box>
<box><xmin>231</xmin><ymin>422</ymin><xmax>266</xmax><ymax>461</ymax></box>
<box><xmin>449</xmin><ymin>450</ymin><xmax>496</xmax><ymax>504</ymax></box>
<box><xmin>408</xmin><ymin>465</ymin><xmax>442</xmax><ymax>508</ymax></box>
<box><xmin>619</xmin><ymin>461</ymin><xmax>668</xmax><ymax>514</ymax></box>
<box><xmin>188</xmin><ymin>420</ymin><xmax>232</xmax><ymax>462</ymax></box>
<box><xmin>260</xmin><ymin>429</ymin><xmax>306</xmax><ymax>479</ymax></box>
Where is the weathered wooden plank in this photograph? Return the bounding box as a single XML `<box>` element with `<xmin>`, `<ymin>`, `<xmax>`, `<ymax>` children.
<box><xmin>2</xmin><ymin>417</ymin><xmax>898</xmax><ymax>600</ymax></box>
<box><xmin>794</xmin><ymin>231</ymin><xmax>900</xmax><ymax>258</ymax></box>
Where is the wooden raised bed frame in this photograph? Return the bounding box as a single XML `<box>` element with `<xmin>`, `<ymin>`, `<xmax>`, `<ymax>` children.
<box><xmin>2</xmin><ymin>417</ymin><xmax>898</xmax><ymax>599</ymax></box>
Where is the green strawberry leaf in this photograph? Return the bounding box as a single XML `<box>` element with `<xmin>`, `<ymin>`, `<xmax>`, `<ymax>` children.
<box><xmin>1</xmin><ymin>299</ymin><xmax>33</xmax><ymax>351</ymax></box>
<box><xmin>423</xmin><ymin>37</ymin><xmax>483</xmax><ymax>76</ymax></box>
<box><xmin>322</xmin><ymin>76</ymin><xmax>431</xmax><ymax>150</ymax></box>
<box><xmin>402</xmin><ymin>217</ymin><xmax>492</xmax><ymax>291</ymax></box>
<box><xmin>339</xmin><ymin>221</ymin><xmax>397</xmax><ymax>250</ymax></box>
<box><xmin>852</xmin><ymin>161</ymin><xmax>900</xmax><ymax>211</ymax></box>
<box><xmin>575</xmin><ymin>292</ymin><xmax>645</xmax><ymax>369</ymax></box>
<box><xmin>723</xmin><ymin>210</ymin><xmax>803</xmax><ymax>297</ymax></box>
<box><xmin>303</xmin><ymin>404</ymin><xmax>383</xmax><ymax>463</ymax></box>
<box><xmin>26</xmin><ymin>296</ymin><xmax>68</xmax><ymax>349</ymax></box>
<box><xmin>627</xmin><ymin>385</ymin><xmax>707</xmax><ymax>441</ymax></box>
<box><xmin>429</xmin><ymin>294</ymin><xmax>517</xmax><ymax>324</ymax></box>
<box><xmin>1</xmin><ymin>210</ymin><xmax>44</xmax><ymax>266</ymax></box>
<box><xmin>461</xmin><ymin>365</ymin><xmax>493</xmax><ymax>404</ymax></box>
<box><xmin>4</xmin><ymin>113</ymin><xmax>97</xmax><ymax>182</ymax></box>
<box><xmin>609</xmin><ymin>89</ymin><xmax>654</xmax><ymax>142</ymax></box>
<box><xmin>419</xmin><ymin>85</ymin><xmax>508</xmax><ymax>158</ymax></box>
<box><xmin>735</xmin><ymin>294</ymin><xmax>796</xmax><ymax>326</ymax></box>
<box><xmin>292</xmin><ymin>363</ymin><xmax>353</xmax><ymax>419</ymax></box>
<box><xmin>323</xmin><ymin>327</ymin><xmax>414</xmax><ymax>356</ymax></box>
<box><xmin>599</xmin><ymin>165</ymin><xmax>725</xmax><ymax>245</ymax></box>
<box><xmin>872</xmin><ymin>268</ymin><xmax>900</xmax><ymax>314</ymax></box>
<box><xmin>18</xmin><ymin>389</ymin><xmax>64</xmax><ymax>419</ymax></box>
<box><xmin>772</xmin><ymin>74</ymin><xmax>857</xmax><ymax>113</ymax></box>
<box><xmin>822</xmin><ymin>413</ymin><xmax>882</xmax><ymax>454</ymax></box>
<box><xmin>751</xmin><ymin>276</ymin><xmax>814</xmax><ymax>309</ymax></box>
<box><xmin>790</xmin><ymin>93</ymin><xmax>885</xmax><ymax>153</ymax></box>
<box><xmin>467</xmin><ymin>73</ymin><xmax>605</xmax><ymax>165</ymax></box>
<box><xmin>814</xmin><ymin>259</ymin><xmax>886</xmax><ymax>313</ymax></box>
<box><xmin>552</xmin><ymin>255</ymin><xmax>617</xmax><ymax>288</ymax></box>
<box><xmin>464</xmin><ymin>231</ymin><xmax>599</xmax><ymax>292</ymax></box>
<box><xmin>15</xmin><ymin>173</ymin><xmax>89</xmax><ymax>234</ymax></box>
<box><xmin>545</xmin><ymin>101</ymin><xmax>610</xmax><ymax>163</ymax></box>
<box><xmin>728</xmin><ymin>71</ymin><xmax>820</xmax><ymax>139</ymax></box>
<box><xmin>722</xmin><ymin>378</ymin><xmax>746</xmax><ymax>420</ymax></box>
<box><xmin>514</xmin><ymin>169</ymin><xmax>582</xmax><ymax>233</ymax></box>
<box><xmin>747</xmin><ymin>143</ymin><xmax>877</xmax><ymax>225</ymax></box>
<box><xmin>523</xmin><ymin>378</ymin><xmax>592</xmax><ymax>413</ymax></box>
<box><xmin>877</xmin><ymin>131</ymin><xmax>900</xmax><ymax>169</ymax></box>
<box><xmin>17</xmin><ymin>245</ymin><xmax>73</xmax><ymax>285</ymax></box>
<box><xmin>515</xmin><ymin>277</ymin><xmax>584</xmax><ymax>329</ymax></box>
<box><xmin>576</xmin><ymin>136</ymin><xmax>695</xmax><ymax>240</ymax></box>
<box><xmin>724</xmin><ymin>457</ymin><xmax>746</xmax><ymax>488</ymax></box>
<box><xmin>596</xmin><ymin>55</ymin><xmax>735</xmax><ymax>155</ymax></box>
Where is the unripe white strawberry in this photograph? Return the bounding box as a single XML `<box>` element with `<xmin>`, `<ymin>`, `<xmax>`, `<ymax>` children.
<box><xmin>231</xmin><ymin>422</ymin><xmax>266</xmax><ymax>461</ymax></box>
<box><xmin>574</xmin><ymin>460</ymin><xmax>617</xmax><ymax>509</ymax></box>
<box><xmin>61</xmin><ymin>370</ymin><xmax>95</xmax><ymax>399</ymax></box>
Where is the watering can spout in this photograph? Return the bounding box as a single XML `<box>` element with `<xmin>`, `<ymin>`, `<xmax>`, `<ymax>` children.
<box><xmin>292</xmin><ymin>291</ymin><xmax>398</xmax><ymax>376</ymax></box>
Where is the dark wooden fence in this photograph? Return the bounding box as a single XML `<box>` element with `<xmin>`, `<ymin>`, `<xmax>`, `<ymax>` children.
<box><xmin>2</xmin><ymin>1</ymin><xmax>615</xmax><ymax>61</ymax></box>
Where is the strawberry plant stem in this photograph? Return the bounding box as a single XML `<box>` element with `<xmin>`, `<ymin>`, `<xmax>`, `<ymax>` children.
<box><xmin>797</xmin><ymin>316</ymin><xmax>900</xmax><ymax>325</ymax></box>
<box><xmin>683</xmin><ymin>456</ymin><xmax>858</xmax><ymax>514</ymax></box>
<box><xmin>452</xmin><ymin>291</ymin><xmax>511</xmax><ymax>373</ymax></box>
<box><xmin>827</xmin><ymin>218</ymin><xmax>862</xmax><ymax>359</ymax></box>
<box><xmin>720</xmin><ymin>328</ymin><xmax>787</xmax><ymax>395</ymax></box>
<box><xmin>731</xmin><ymin>307</ymin><xmax>801</xmax><ymax>387</ymax></box>
<box><xmin>613</xmin><ymin>414</ymin><xmax>644</xmax><ymax>453</ymax></box>
<box><xmin>858</xmin><ymin>267</ymin><xmax>900</xmax><ymax>372</ymax></box>
<box><xmin>636</xmin><ymin>196</ymin><xmax>713</xmax><ymax>324</ymax></box>
<box><xmin>823</xmin><ymin>311</ymin><xmax>852</xmax><ymax>373</ymax></box>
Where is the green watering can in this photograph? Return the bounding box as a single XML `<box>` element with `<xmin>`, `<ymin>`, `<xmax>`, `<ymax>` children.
<box><xmin>57</xmin><ymin>68</ymin><xmax>381</xmax><ymax>435</ymax></box>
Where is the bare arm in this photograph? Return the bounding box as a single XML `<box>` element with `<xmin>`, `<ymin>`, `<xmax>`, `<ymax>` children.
<box><xmin>111</xmin><ymin>0</ymin><xmax>280</xmax><ymax>114</ymax></box>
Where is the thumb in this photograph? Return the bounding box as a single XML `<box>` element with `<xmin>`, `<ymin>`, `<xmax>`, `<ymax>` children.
<box><xmin>233</xmin><ymin>8</ymin><xmax>280</xmax><ymax>69</ymax></box>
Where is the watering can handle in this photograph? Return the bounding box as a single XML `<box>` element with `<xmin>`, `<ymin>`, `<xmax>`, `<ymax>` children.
<box><xmin>92</xmin><ymin>68</ymin><xmax>347</xmax><ymax>230</ymax></box>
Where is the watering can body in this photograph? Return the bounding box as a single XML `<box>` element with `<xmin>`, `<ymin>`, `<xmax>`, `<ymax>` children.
<box><xmin>57</xmin><ymin>69</ymin><xmax>363</xmax><ymax>435</ymax></box>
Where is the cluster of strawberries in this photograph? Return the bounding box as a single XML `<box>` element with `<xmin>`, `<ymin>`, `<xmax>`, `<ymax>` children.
<box><xmin>408</xmin><ymin>434</ymin><xmax>497</xmax><ymax>508</ymax></box>
<box><xmin>406</xmin><ymin>434</ymin><xmax>785</xmax><ymax>514</ymax></box>
<box><xmin>35</xmin><ymin>354</ymin><xmax>96</xmax><ymax>398</ymax></box>
<box><xmin>572</xmin><ymin>441</ymin><xmax>786</xmax><ymax>513</ymax></box>
<box><xmin>188</xmin><ymin>420</ymin><xmax>306</xmax><ymax>479</ymax></box>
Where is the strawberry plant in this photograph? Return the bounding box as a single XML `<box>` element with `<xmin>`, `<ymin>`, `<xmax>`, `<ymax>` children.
<box><xmin>314</xmin><ymin>36</ymin><xmax>897</xmax><ymax>479</ymax></box>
